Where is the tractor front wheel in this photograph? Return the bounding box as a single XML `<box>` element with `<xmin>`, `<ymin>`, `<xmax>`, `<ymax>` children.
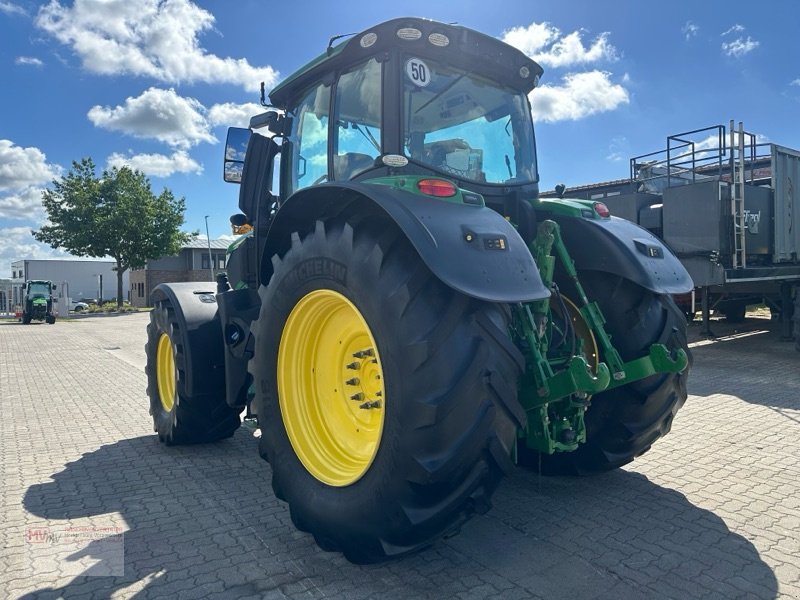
<box><xmin>252</xmin><ymin>219</ymin><xmax>524</xmax><ymax>563</ymax></box>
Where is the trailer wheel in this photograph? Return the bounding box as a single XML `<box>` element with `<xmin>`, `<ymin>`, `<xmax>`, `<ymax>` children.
<box><xmin>721</xmin><ymin>300</ymin><xmax>747</xmax><ymax>323</ymax></box>
<box><xmin>145</xmin><ymin>299</ymin><xmax>241</xmax><ymax>445</ymax></box>
<box><xmin>528</xmin><ymin>272</ymin><xmax>691</xmax><ymax>475</ymax></box>
<box><xmin>251</xmin><ymin>219</ymin><xmax>524</xmax><ymax>563</ymax></box>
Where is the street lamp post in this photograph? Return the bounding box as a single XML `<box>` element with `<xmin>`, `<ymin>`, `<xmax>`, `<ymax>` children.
<box><xmin>204</xmin><ymin>215</ymin><xmax>214</xmax><ymax>282</ymax></box>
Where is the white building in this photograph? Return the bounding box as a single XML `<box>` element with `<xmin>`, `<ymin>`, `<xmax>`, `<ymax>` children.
<box><xmin>9</xmin><ymin>259</ymin><xmax>129</xmax><ymax>314</ymax></box>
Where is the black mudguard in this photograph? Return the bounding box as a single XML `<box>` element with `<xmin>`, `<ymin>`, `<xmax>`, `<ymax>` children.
<box><xmin>150</xmin><ymin>283</ymin><xmax>225</xmax><ymax>399</ymax></box>
<box><xmin>263</xmin><ymin>182</ymin><xmax>550</xmax><ymax>303</ymax></box>
<box><xmin>555</xmin><ymin>215</ymin><xmax>694</xmax><ymax>294</ymax></box>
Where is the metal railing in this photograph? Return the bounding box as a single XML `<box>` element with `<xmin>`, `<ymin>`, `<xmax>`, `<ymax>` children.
<box><xmin>629</xmin><ymin>123</ymin><xmax>771</xmax><ymax>194</ymax></box>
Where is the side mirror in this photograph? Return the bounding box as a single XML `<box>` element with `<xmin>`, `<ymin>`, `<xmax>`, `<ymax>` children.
<box><xmin>224</xmin><ymin>127</ymin><xmax>251</xmax><ymax>183</ymax></box>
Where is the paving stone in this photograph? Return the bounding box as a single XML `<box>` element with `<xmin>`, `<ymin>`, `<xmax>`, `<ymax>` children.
<box><xmin>1</xmin><ymin>314</ymin><xmax>796</xmax><ymax>599</ymax></box>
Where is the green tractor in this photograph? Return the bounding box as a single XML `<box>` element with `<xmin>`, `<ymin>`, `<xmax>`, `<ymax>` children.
<box><xmin>145</xmin><ymin>18</ymin><xmax>692</xmax><ymax>563</ymax></box>
<box><xmin>21</xmin><ymin>280</ymin><xmax>57</xmax><ymax>325</ymax></box>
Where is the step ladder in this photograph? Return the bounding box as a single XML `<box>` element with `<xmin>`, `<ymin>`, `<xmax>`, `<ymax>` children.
<box><xmin>731</xmin><ymin>120</ymin><xmax>747</xmax><ymax>269</ymax></box>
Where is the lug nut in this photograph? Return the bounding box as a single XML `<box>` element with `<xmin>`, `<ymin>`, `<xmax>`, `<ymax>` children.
<box><xmin>346</xmin><ymin>362</ymin><xmax>360</xmax><ymax>370</ymax></box>
<box><xmin>346</xmin><ymin>378</ymin><xmax>360</xmax><ymax>386</ymax></box>
<box><xmin>353</xmin><ymin>349</ymin><xmax>375</xmax><ymax>358</ymax></box>
<box><xmin>350</xmin><ymin>393</ymin><xmax>364</xmax><ymax>401</ymax></box>
<box><xmin>359</xmin><ymin>400</ymin><xmax>382</xmax><ymax>410</ymax></box>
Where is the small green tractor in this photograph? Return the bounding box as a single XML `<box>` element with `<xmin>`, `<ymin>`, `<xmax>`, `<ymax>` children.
<box><xmin>21</xmin><ymin>280</ymin><xmax>57</xmax><ymax>325</ymax></box>
<box><xmin>145</xmin><ymin>18</ymin><xmax>692</xmax><ymax>563</ymax></box>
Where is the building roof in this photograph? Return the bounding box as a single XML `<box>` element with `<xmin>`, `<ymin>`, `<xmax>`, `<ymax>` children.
<box><xmin>182</xmin><ymin>238</ymin><xmax>232</xmax><ymax>250</ymax></box>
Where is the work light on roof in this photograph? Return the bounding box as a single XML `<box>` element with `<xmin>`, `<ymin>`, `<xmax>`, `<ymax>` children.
<box><xmin>381</xmin><ymin>154</ymin><xmax>409</xmax><ymax>167</ymax></box>
<box><xmin>360</xmin><ymin>32</ymin><xmax>377</xmax><ymax>48</ymax></box>
<box><xmin>397</xmin><ymin>27</ymin><xmax>422</xmax><ymax>40</ymax></box>
<box><xmin>428</xmin><ymin>32</ymin><xmax>449</xmax><ymax>47</ymax></box>
<box><xmin>519</xmin><ymin>66</ymin><xmax>530</xmax><ymax>79</ymax></box>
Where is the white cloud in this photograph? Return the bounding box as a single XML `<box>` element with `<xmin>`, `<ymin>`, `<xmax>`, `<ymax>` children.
<box><xmin>0</xmin><ymin>141</ymin><xmax>61</xmax><ymax>222</ymax></box>
<box><xmin>0</xmin><ymin>1</ymin><xmax>26</xmax><ymax>16</ymax></box>
<box><xmin>721</xmin><ymin>24</ymin><xmax>746</xmax><ymax>36</ymax></box>
<box><xmin>0</xmin><ymin>188</ymin><xmax>46</xmax><ymax>221</ymax></box>
<box><xmin>15</xmin><ymin>56</ymin><xmax>44</xmax><ymax>67</ymax></box>
<box><xmin>0</xmin><ymin>227</ymin><xmax>71</xmax><ymax>275</ymax></box>
<box><xmin>35</xmin><ymin>0</ymin><xmax>278</xmax><ymax>92</ymax></box>
<box><xmin>791</xmin><ymin>79</ymin><xmax>800</xmax><ymax>87</ymax></box>
<box><xmin>502</xmin><ymin>22</ymin><xmax>618</xmax><ymax>68</ymax></box>
<box><xmin>87</xmin><ymin>87</ymin><xmax>216</xmax><ymax>148</ymax></box>
<box><xmin>529</xmin><ymin>71</ymin><xmax>629</xmax><ymax>123</ymax></box>
<box><xmin>722</xmin><ymin>36</ymin><xmax>759</xmax><ymax>58</ymax></box>
<box><xmin>0</xmin><ymin>140</ymin><xmax>61</xmax><ymax>192</ymax></box>
<box><xmin>682</xmin><ymin>21</ymin><xmax>699</xmax><ymax>41</ymax></box>
<box><xmin>606</xmin><ymin>136</ymin><xmax>630</xmax><ymax>162</ymax></box>
<box><xmin>692</xmin><ymin>131</ymin><xmax>769</xmax><ymax>153</ymax></box>
<box><xmin>208</xmin><ymin>102</ymin><xmax>264</xmax><ymax>128</ymax></box>
<box><xmin>106</xmin><ymin>150</ymin><xmax>203</xmax><ymax>177</ymax></box>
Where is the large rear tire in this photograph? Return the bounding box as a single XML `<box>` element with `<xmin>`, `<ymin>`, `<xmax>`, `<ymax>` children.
<box><xmin>530</xmin><ymin>272</ymin><xmax>691</xmax><ymax>475</ymax></box>
<box><xmin>251</xmin><ymin>219</ymin><xmax>525</xmax><ymax>563</ymax></box>
<box><xmin>145</xmin><ymin>299</ymin><xmax>241</xmax><ymax>445</ymax></box>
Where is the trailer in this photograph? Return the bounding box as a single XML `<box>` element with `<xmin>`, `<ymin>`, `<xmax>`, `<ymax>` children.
<box><xmin>543</xmin><ymin>121</ymin><xmax>800</xmax><ymax>345</ymax></box>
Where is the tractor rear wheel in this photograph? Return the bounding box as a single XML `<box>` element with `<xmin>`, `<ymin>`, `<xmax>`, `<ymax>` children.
<box><xmin>251</xmin><ymin>219</ymin><xmax>524</xmax><ymax>563</ymax></box>
<box><xmin>530</xmin><ymin>272</ymin><xmax>690</xmax><ymax>475</ymax></box>
<box><xmin>145</xmin><ymin>299</ymin><xmax>241</xmax><ymax>445</ymax></box>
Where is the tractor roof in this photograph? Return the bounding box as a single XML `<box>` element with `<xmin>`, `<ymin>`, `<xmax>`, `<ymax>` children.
<box><xmin>268</xmin><ymin>17</ymin><xmax>543</xmax><ymax>107</ymax></box>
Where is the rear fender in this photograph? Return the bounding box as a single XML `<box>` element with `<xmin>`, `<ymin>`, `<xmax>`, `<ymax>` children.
<box><xmin>555</xmin><ymin>215</ymin><xmax>693</xmax><ymax>294</ymax></box>
<box><xmin>262</xmin><ymin>182</ymin><xmax>550</xmax><ymax>303</ymax></box>
<box><xmin>150</xmin><ymin>282</ymin><xmax>225</xmax><ymax>399</ymax></box>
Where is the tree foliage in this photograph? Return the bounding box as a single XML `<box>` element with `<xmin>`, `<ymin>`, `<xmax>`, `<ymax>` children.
<box><xmin>33</xmin><ymin>158</ymin><xmax>196</xmax><ymax>306</ymax></box>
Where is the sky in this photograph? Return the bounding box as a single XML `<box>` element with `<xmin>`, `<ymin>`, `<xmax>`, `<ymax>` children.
<box><xmin>2</xmin><ymin>0</ymin><xmax>800</xmax><ymax>278</ymax></box>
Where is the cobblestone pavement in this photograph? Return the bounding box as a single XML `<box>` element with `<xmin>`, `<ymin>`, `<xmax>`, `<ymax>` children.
<box><xmin>1</xmin><ymin>312</ymin><xmax>798</xmax><ymax>599</ymax></box>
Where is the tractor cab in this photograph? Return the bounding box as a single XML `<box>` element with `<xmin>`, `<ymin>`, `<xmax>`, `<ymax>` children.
<box><xmin>226</xmin><ymin>18</ymin><xmax>543</xmax><ymax>222</ymax></box>
<box><xmin>25</xmin><ymin>280</ymin><xmax>52</xmax><ymax>299</ymax></box>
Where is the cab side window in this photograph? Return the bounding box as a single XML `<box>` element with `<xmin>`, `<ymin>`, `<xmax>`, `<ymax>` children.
<box><xmin>290</xmin><ymin>82</ymin><xmax>331</xmax><ymax>193</ymax></box>
<box><xmin>333</xmin><ymin>58</ymin><xmax>382</xmax><ymax>181</ymax></box>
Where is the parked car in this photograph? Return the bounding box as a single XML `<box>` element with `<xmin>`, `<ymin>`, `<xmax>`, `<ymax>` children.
<box><xmin>70</xmin><ymin>301</ymin><xmax>89</xmax><ymax>312</ymax></box>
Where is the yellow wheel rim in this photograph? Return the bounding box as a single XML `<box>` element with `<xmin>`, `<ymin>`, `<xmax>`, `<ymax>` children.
<box><xmin>156</xmin><ymin>333</ymin><xmax>177</xmax><ymax>412</ymax></box>
<box><xmin>278</xmin><ymin>289</ymin><xmax>385</xmax><ymax>487</ymax></box>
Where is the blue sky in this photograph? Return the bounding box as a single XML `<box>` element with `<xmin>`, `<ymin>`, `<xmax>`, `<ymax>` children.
<box><xmin>2</xmin><ymin>0</ymin><xmax>799</xmax><ymax>277</ymax></box>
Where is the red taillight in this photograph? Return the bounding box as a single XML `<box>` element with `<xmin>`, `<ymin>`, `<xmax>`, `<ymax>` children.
<box><xmin>417</xmin><ymin>178</ymin><xmax>457</xmax><ymax>197</ymax></box>
<box><xmin>593</xmin><ymin>202</ymin><xmax>610</xmax><ymax>218</ymax></box>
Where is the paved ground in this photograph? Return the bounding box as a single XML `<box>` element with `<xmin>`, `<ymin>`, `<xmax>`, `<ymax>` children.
<box><xmin>1</xmin><ymin>311</ymin><xmax>798</xmax><ymax>599</ymax></box>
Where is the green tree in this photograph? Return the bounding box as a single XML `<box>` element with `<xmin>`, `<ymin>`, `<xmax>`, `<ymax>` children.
<box><xmin>33</xmin><ymin>158</ymin><xmax>196</xmax><ymax>307</ymax></box>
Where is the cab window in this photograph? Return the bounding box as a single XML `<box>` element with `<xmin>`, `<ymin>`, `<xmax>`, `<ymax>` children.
<box><xmin>333</xmin><ymin>58</ymin><xmax>382</xmax><ymax>181</ymax></box>
<box><xmin>290</xmin><ymin>82</ymin><xmax>331</xmax><ymax>193</ymax></box>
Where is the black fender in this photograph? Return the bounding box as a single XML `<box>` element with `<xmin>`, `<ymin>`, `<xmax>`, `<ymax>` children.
<box><xmin>554</xmin><ymin>215</ymin><xmax>694</xmax><ymax>294</ymax></box>
<box><xmin>150</xmin><ymin>282</ymin><xmax>225</xmax><ymax>399</ymax></box>
<box><xmin>263</xmin><ymin>182</ymin><xmax>550</xmax><ymax>303</ymax></box>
